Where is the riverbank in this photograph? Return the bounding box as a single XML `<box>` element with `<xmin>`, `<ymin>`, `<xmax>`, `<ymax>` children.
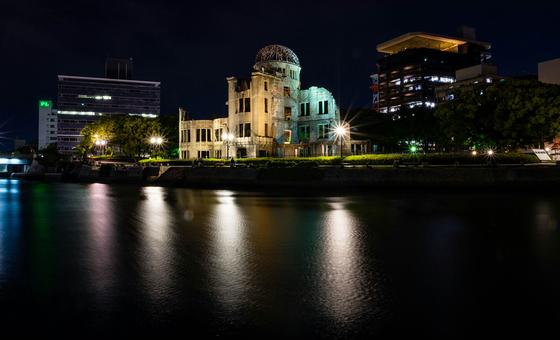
<box><xmin>52</xmin><ymin>163</ymin><xmax>560</xmax><ymax>190</ymax></box>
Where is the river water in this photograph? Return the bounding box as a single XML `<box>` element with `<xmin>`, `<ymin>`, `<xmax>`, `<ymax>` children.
<box><xmin>0</xmin><ymin>179</ymin><xmax>559</xmax><ymax>337</ymax></box>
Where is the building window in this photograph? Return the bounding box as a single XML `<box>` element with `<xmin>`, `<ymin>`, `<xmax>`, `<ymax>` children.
<box><xmin>264</xmin><ymin>98</ymin><xmax>268</xmax><ymax>113</ymax></box>
<box><xmin>264</xmin><ymin>81</ymin><xmax>268</xmax><ymax>91</ymax></box>
<box><xmin>196</xmin><ymin>129</ymin><xmax>201</xmax><ymax>142</ymax></box>
<box><xmin>215</xmin><ymin>128</ymin><xmax>222</xmax><ymax>142</ymax></box>
<box><xmin>284</xmin><ymin>107</ymin><xmax>292</xmax><ymax>120</ymax></box>
<box><xmin>187</xmin><ymin>129</ymin><xmax>191</xmax><ymax>142</ymax></box>
<box><xmin>181</xmin><ymin>130</ymin><xmax>187</xmax><ymax>143</ymax></box>
<box><xmin>318</xmin><ymin>101</ymin><xmax>329</xmax><ymax>114</ymax></box>
<box><xmin>244</xmin><ymin>123</ymin><xmax>251</xmax><ymax>138</ymax></box>
<box><xmin>284</xmin><ymin>87</ymin><xmax>291</xmax><ymax>97</ymax></box>
<box><xmin>215</xmin><ymin>150</ymin><xmax>222</xmax><ymax>158</ymax></box>
<box><xmin>264</xmin><ymin>123</ymin><xmax>269</xmax><ymax>137</ymax></box>
<box><xmin>238</xmin><ymin>98</ymin><xmax>243</xmax><ymax>113</ymax></box>
<box><xmin>201</xmin><ymin>129</ymin><xmax>206</xmax><ymax>142</ymax></box>
<box><xmin>198</xmin><ymin>150</ymin><xmax>210</xmax><ymax>158</ymax></box>
<box><xmin>244</xmin><ymin>98</ymin><xmax>250</xmax><ymax>112</ymax></box>
<box><xmin>299</xmin><ymin>125</ymin><xmax>310</xmax><ymax>141</ymax></box>
<box><xmin>239</xmin><ymin>124</ymin><xmax>243</xmax><ymax>137</ymax></box>
<box><xmin>300</xmin><ymin>102</ymin><xmax>310</xmax><ymax>116</ymax></box>
<box><xmin>283</xmin><ymin>129</ymin><xmax>292</xmax><ymax>144</ymax></box>
<box><xmin>318</xmin><ymin>124</ymin><xmax>329</xmax><ymax>139</ymax></box>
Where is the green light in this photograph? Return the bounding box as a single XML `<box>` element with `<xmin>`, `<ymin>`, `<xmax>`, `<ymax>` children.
<box><xmin>39</xmin><ymin>100</ymin><xmax>51</xmax><ymax>108</ymax></box>
<box><xmin>410</xmin><ymin>146</ymin><xmax>417</xmax><ymax>153</ymax></box>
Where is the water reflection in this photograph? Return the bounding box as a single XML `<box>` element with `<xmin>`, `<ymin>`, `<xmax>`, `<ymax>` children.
<box><xmin>86</xmin><ymin>183</ymin><xmax>116</xmax><ymax>296</ymax></box>
<box><xmin>139</xmin><ymin>186</ymin><xmax>174</xmax><ymax>303</ymax></box>
<box><xmin>0</xmin><ymin>179</ymin><xmax>21</xmax><ymax>282</ymax></box>
<box><xmin>319</xmin><ymin>199</ymin><xmax>369</xmax><ymax>324</ymax></box>
<box><xmin>209</xmin><ymin>190</ymin><xmax>251</xmax><ymax>313</ymax></box>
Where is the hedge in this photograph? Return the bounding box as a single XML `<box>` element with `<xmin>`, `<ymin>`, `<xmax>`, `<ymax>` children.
<box><xmin>137</xmin><ymin>153</ymin><xmax>539</xmax><ymax>166</ymax></box>
<box><xmin>344</xmin><ymin>153</ymin><xmax>539</xmax><ymax>165</ymax></box>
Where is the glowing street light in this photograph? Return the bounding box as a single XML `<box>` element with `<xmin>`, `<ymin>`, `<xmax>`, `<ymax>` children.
<box><xmin>410</xmin><ymin>145</ymin><xmax>418</xmax><ymax>153</ymax></box>
<box><xmin>471</xmin><ymin>150</ymin><xmax>477</xmax><ymax>156</ymax></box>
<box><xmin>94</xmin><ymin>139</ymin><xmax>108</xmax><ymax>155</ymax></box>
<box><xmin>150</xmin><ymin>136</ymin><xmax>164</xmax><ymax>145</ymax></box>
<box><xmin>224</xmin><ymin>132</ymin><xmax>235</xmax><ymax>159</ymax></box>
<box><xmin>333</xmin><ymin>122</ymin><xmax>349</xmax><ymax>157</ymax></box>
<box><xmin>487</xmin><ymin>149</ymin><xmax>494</xmax><ymax>156</ymax></box>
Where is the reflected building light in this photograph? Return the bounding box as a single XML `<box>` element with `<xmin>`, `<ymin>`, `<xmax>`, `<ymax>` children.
<box><xmin>86</xmin><ymin>183</ymin><xmax>116</xmax><ymax>296</ymax></box>
<box><xmin>319</xmin><ymin>199</ymin><xmax>368</xmax><ymax>324</ymax></box>
<box><xmin>139</xmin><ymin>186</ymin><xmax>174</xmax><ymax>303</ymax></box>
<box><xmin>0</xmin><ymin>179</ymin><xmax>22</xmax><ymax>279</ymax></box>
<box><xmin>209</xmin><ymin>191</ymin><xmax>251</xmax><ymax>313</ymax></box>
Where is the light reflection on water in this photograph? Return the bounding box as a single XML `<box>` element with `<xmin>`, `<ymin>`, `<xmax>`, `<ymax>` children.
<box><xmin>319</xmin><ymin>199</ymin><xmax>370</xmax><ymax>324</ymax></box>
<box><xmin>208</xmin><ymin>190</ymin><xmax>251</xmax><ymax>313</ymax></box>
<box><xmin>0</xmin><ymin>180</ymin><xmax>21</xmax><ymax>282</ymax></box>
<box><xmin>86</xmin><ymin>183</ymin><xmax>116</xmax><ymax>297</ymax></box>
<box><xmin>2</xmin><ymin>183</ymin><xmax>560</xmax><ymax>336</ymax></box>
<box><xmin>138</xmin><ymin>186</ymin><xmax>174</xmax><ymax>304</ymax></box>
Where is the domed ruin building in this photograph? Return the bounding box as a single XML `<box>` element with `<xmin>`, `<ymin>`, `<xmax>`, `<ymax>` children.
<box><xmin>179</xmin><ymin>44</ymin><xmax>366</xmax><ymax>159</ymax></box>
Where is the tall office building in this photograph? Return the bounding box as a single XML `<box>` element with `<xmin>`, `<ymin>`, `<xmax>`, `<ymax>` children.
<box><xmin>37</xmin><ymin>100</ymin><xmax>58</xmax><ymax>150</ymax></box>
<box><xmin>56</xmin><ymin>69</ymin><xmax>161</xmax><ymax>153</ymax></box>
<box><xmin>372</xmin><ymin>30</ymin><xmax>491</xmax><ymax>115</ymax></box>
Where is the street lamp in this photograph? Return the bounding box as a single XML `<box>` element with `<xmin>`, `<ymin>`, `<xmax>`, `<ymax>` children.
<box><xmin>224</xmin><ymin>132</ymin><xmax>234</xmax><ymax>159</ymax></box>
<box><xmin>94</xmin><ymin>139</ymin><xmax>107</xmax><ymax>155</ymax></box>
<box><xmin>334</xmin><ymin>123</ymin><xmax>349</xmax><ymax>157</ymax></box>
<box><xmin>149</xmin><ymin>136</ymin><xmax>164</xmax><ymax>158</ymax></box>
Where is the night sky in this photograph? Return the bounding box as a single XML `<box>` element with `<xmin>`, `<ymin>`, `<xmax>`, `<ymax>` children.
<box><xmin>1</xmin><ymin>0</ymin><xmax>560</xmax><ymax>149</ymax></box>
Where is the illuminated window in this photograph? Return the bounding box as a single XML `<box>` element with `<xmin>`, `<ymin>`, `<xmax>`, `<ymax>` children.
<box><xmin>284</xmin><ymin>107</ymin><xmax>292</xmax><ymax>120</ymax></box>
<box><xmin>283</xmin><ymin>129</ymin><xmax>292</xmax><ymax>144</ymax></box>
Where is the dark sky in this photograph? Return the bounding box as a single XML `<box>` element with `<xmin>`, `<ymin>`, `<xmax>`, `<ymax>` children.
<box><xmin>1</xmin><ymin>0</ymin><xmax>560</xmax><ymax>148</ymax></box>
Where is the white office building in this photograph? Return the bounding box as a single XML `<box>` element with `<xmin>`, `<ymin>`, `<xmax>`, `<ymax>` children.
<box><xmin>37</xmin><ymin>100</ymin><xmax>58</xmax><ymax>150</ymax></box>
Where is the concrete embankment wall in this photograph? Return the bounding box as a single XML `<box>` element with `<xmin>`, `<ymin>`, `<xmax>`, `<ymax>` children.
<box><xmin>152</xmin><ymin>166</ymin><xmax>560</xmax><ymax>189</ymax></box>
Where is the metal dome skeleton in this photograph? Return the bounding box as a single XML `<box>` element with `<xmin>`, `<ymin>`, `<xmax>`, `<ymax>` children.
<box><xmin>254</xmin><ymin>45</ymin><xmax>300</xmax><ymax>67</ymax></box>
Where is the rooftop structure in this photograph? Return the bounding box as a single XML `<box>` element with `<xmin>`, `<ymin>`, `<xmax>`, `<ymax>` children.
<box><xmin>377</xmin><ymin>32</ymin><xmax>491</xmax><ymax>55</ymax></box>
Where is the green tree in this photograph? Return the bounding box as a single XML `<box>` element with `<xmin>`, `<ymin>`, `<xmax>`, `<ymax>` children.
<box><xmin>435</xmin><ymin>80</ymin><xmax>560</xmax><ymax>151</ymax></box>
<box><xmin>78</xmin><ymin>116</ymin><xmax>163</xmax><ymax>159</ymax></box>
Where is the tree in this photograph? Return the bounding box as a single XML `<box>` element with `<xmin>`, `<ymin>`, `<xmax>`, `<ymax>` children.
<box><xmin>435</xmin><ymin>80</ymin><xmax>560</xmax><ymax>151</ymax></box>
<box><xmin>78</xmin><ymin>116</ymin><xmax>162</xmax><ymax>159</ymax></box>
<box><xmin>157</xmin><ymin>114</ymin><xmax>179</xmax><ymax>158</ymax></box>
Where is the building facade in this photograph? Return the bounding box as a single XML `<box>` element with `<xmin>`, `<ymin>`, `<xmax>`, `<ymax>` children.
<box><xmin>539</xmin><ymin>58</ymin><xmax>560</xmax><ymax>85</ymax></box>
<box><xmin>56</xmin><ymin>74</ymin><xmax>161</xmax><ymax>153</ymax></box>
<box><xmin>37</xmin><ymin>100</ymin><xmax>58</xmax><ymax>150</ymax></box>
<box><xmin>372</xmin><ymin>31</ymin><xmax>491</xmax><ymax>116</ymax></box>
<box><xmin>179</xmin><ymin>45</ymin><xmax>364</xmax><ymax>159</ymax></box>
<box><xmin>435</xmin><ymin>64</ymin><xmax>506</xmax><ymax>102</ymax></box>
